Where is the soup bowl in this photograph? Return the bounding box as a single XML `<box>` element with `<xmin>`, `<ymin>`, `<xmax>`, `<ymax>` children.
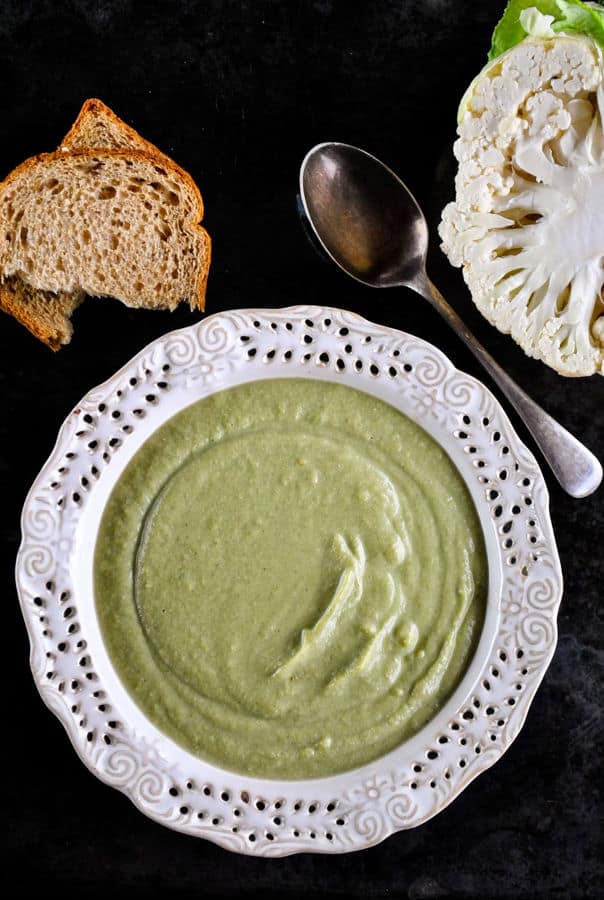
<box><xmin>16</xmin><ymin>305</ymin><xmax>563</xmax><ymax>855</ymax></box>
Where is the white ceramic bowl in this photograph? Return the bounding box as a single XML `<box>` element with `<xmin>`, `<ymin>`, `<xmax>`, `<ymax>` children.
<box><xmin>16</xmin><ymin>305</ymin><xmax>563</xmax><ymax>856</ymax></box>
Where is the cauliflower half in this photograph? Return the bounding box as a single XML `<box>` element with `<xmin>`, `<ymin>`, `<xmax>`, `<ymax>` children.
<box><xmin>439</xmin><ymin>33</ymin><xmax>604</xmax><ymax>376</ymax></box>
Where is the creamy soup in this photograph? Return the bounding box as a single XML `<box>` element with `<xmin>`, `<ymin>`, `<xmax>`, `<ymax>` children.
<box><xmin>94</xmin><ymin>378</ymin><xmax>487</xmax><ymax>778</ymax></box>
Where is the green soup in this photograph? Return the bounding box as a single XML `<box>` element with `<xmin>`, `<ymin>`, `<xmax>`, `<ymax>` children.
<box><xmin>94</xmin><ymin>378</ymin><xmax>487</xmax><ymax>778</ymax></box>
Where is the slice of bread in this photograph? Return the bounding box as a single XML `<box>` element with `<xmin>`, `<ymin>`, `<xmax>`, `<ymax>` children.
<box><xmin>0</xmin><ymin>99</ymin><xmax>210</xmax><ymax>348</ymax></box>
<box><xmin>0</xmin><ymin>99</ymin><xmax>171</xmax><ymax>350</ymax></box>
<box><xmin>0</xmin><ymin>149</ymin><xmax>210</xmax><ymax>310</ymax></box>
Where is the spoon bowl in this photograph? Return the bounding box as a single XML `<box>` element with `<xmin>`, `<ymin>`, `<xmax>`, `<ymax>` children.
<box><xmin>299</xmin><ymin>141</ymin><xmax>602</xmax><ymax>499</ymax></box>
<box><xmin>300</xmin><ymin>143</ymin><xmax>428</xmax><ymax>288</ymax></box>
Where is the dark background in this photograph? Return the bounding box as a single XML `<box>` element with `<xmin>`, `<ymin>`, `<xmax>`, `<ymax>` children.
<box><xmin>2</xmin><ymin>1</ymin><xmax>602</xmax><ymax>897</ymax></box>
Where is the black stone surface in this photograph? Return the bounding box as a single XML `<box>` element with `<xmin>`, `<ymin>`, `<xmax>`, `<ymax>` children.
<box><xmin>1</xmin><ymin>1</ymin><xmax>602</xmax><ymax>897</ymax></box>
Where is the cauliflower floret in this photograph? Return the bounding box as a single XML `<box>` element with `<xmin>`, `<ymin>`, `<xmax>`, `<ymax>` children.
<box><xmin>439</xmin><ymin>35</ymin><xmax>604</xmax><ymax>376</ymax></box>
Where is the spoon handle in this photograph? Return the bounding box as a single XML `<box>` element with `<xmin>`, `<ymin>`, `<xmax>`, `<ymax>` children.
<box><xmin>416</xmin><ymin>276</ymin><xmax>602</xmax><ymax>499</ymax></box>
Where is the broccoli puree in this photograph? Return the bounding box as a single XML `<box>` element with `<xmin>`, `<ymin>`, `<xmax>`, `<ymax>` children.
<box><xmin>94</xmin><ymin>379</ymin><xmax>487</xmax><ymax>779</ymax></box>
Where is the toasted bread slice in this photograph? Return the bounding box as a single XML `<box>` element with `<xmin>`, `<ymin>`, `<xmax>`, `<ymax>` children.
<box><xmin>0</xmin><ymin>99</ymin><xmax>210</xmax><ymax>348</ymax></box>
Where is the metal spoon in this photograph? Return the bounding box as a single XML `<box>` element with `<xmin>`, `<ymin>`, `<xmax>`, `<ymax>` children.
<box><xmin>299</xmin><ymin>141</ymin><xmax>602</xmax><ymax>499</ymax></box>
